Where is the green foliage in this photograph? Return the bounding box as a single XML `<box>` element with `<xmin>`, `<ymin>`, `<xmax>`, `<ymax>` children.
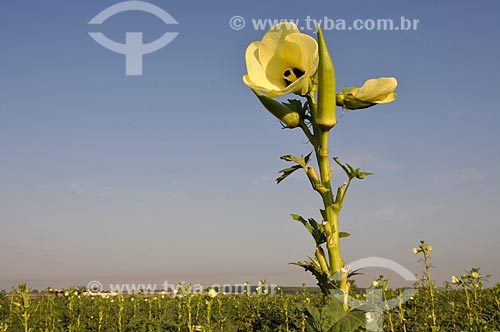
<box><xmin>333</xmin><ymin>157</ymin><xmax>373</xmax><ymax>181</ymax></box>
<box><xmin>0</xmin><ymin>284</ymin><xmax>498</xmax><ymax>331</ymax></box>
<box><xmin>283</xmin><ymin>99</ymin><xmax>307</xmax><ymax>117</ymax></box>
<box><xmin>0</xmin><ymin>284</ymin><xmax>499</xmax><ymax>331</ymax></box>
<box><xmin>290</xmin><ymin>262</ymin><xmax>361</xmax><ymax>296</ymax></box>
<box><xmin>276</xmin><ymin>152</ymin><xmax>312</xmax><ymax>184</ymax></box>
<box><xmin>298</xmin><ymin>295</ymin><xmax>365</xmax><ymax>332</ymax></box>
<box><xmin>291</xmin><ymin>214</ymin><xmax>326</xmax><ymax>247</ymax></box>
<box><xmin>291</xmin><ymin>261</ymin><xmax>338</xmax><ymax>295</ymax></box>
<box><xmin>9</xmin><ymin>283</ymin><xmax>39</xmax><ymax>332</ymax></box>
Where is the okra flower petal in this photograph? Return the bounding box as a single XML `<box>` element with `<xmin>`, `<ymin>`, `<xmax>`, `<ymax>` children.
<box><xmin>336</xmin><ymin>77</ymin><xmax>398</xmax><ymax>110</ymax></box>
<box><xmin>243</xmin><ymin>23</ymin><xmax>318</xmax><ymax>98</ymax></box>
<box><xmin>354</xmin><ymin>77</ymin><xmax>398</xmax><ymax>103</ymax></box>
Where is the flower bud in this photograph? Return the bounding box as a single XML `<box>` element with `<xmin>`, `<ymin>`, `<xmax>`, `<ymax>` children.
<box><xmin>336</xmin><ymin>89</ymin><xmax>374</xmax><ymax>110</ymax></box>
<box><xmin>336</xmin><ymin>77</ymin><xmax>397</xmax><ymax>110</ymax></box>
<box><xmin>207</xmin><ymin>289</ymin><xmax>218</xmax><ymax>298</ymax></box>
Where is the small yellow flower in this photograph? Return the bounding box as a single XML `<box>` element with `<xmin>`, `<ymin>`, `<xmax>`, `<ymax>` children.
<box><xmin>243</xmin><ymin>22</ymin><xmax>319</xmax><ymax>98</ymax></box>
<box><xmin>371</xmin><ymin>281</ymin><xmax>379</xmax><ymax>287</ymax></box>
<box><xmin>207</xmin><ymin>288</ymin><xmax>218</xmax><ymax>298</ymax></box>
<box><xmin>412</xmin><ymin>248</ymin><xmax>419</xmax><ymax>255</ymax></box>
<box><xmin>451</xmin><ymin>276</ymin><xmax>460</xmax><ymax>284</ymax></box>
<box><xmin>427</xmin><ymin>245</ymin><xmax>433</xmax><ymax>252</ymax></box>
<box><xmin>471</xmin><ymin>271</ymin><xmax>479</xmax><ymax>279</ymax></box>
<box><xmin>336</xmin><ymin>77</ymin><xmax>397</xmax><ymax>110</ymax></box>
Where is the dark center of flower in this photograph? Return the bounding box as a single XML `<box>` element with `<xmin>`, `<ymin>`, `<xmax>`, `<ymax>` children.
<box><xmin>283</xmin><ymin>68</ymin><xmax>305</xmax><ymax>87</ymax></box>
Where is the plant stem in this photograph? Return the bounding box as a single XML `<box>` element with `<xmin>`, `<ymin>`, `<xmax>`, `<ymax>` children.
<box><xmin>318</xmin><ymin>131</ymin><xmax>343</xmax><ymax>274</ymax></box>
<box><xmin>463</xmin><ymin>285</ymin><xmax>473</xmax><ymax>328</ymax></box>
<box><xmin>422</xmin><ymin>249</ymin><xmax>437</xmax><ymax>328</ymax></box>
<box><xmin>307</xmin><ymin>93</ymin><xmax>344</xmax><ymax>284</ymax></box>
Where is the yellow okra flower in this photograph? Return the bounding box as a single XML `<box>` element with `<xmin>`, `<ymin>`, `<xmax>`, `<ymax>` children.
<box><xmin>336</xmin><ymin>77</ymin><xmax>397</xmax><ymax>110</ymax></box>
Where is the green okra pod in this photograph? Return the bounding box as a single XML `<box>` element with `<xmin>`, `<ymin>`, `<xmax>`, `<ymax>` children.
<box><xmin>316</xmin><ymin>26</ymin><xmax>337</xmax><ymax>130</ymax></box>
<box><xmin>251</xmin><ymin>89</ymin><xmax>300</xmax><ymax>128</ymax></box>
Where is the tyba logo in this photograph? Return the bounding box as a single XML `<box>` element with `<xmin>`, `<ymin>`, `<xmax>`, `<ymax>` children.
<box><xmin>88</xmin><ymin>1</ymin><xmax>179</xmax><ymax>76</ymax></box>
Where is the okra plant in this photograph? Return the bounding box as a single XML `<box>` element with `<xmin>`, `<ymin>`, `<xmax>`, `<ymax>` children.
<box><xmin>243</xmin><ymin>22</ymin><xmax>398</xmax><ymax>331</ymax></box>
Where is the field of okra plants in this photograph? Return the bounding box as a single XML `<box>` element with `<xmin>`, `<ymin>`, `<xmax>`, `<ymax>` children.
<box><xmin>1</xmin><ymin>258</ymin><xmax>499</xmax><ymax>332</ymax></box>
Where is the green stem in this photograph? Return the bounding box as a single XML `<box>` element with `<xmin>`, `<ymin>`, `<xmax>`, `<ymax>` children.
<box><xmin>317</xmin><ymin>130</ymin><xmax>343</xmax><ymax>275</ymax></box>
<box><xmin>464</xmin><ymin>285</ymin><xmax>473</xmax><ymax>327</ymax></box>
<box><xmin>299</xmin><ymin>122</ymin><xmax>314</xmax><ymax>145</ymax></box>
<box><xmin>307</xmin><ymin>92</ymin><xmax>344</xmax><ymax>280</ymax></box>
<box><xmin>206</xmin><ymin>299</ymin><xmax>212</xmax><ymax>332</ymax></box>
<box><xmin>423</xmin><ymin>252</ymin><xmax>437</xmax><ymax>327</ymax></box>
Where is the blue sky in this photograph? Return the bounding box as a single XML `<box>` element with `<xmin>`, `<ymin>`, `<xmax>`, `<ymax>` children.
<box><xmin>1</xmin><ymin>0</ymin><xmax>499</xmax><ymax>290</ymax></box>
